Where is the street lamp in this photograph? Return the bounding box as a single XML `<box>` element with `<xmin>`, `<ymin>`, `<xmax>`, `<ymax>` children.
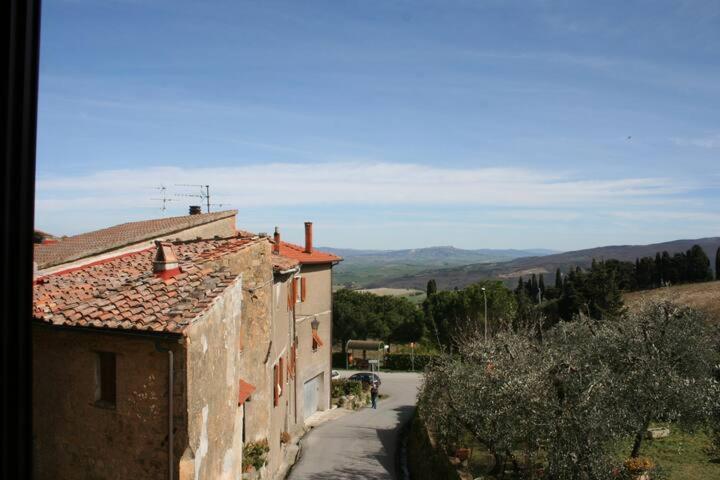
<box><xmin>481</xmin><ymin>287</ymin><xmax>488</xmax><ymax>342</ymax></box>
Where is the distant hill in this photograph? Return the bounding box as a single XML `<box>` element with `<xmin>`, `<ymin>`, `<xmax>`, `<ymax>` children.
<box><xmin>322</xmin><ymin>245</ymin><xmax>558</xmax><ymax>288</ymax></box>
<box><xmin>370</xmin><ymin>237</ymin><xmax>720</xmax><ymax>290</ymax></box>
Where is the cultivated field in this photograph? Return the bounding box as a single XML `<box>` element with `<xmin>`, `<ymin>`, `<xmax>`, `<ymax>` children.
<box><xmin>624</xmin><ymin>280</ymin><xmax>720</xmax><ymax>322</ymax></box>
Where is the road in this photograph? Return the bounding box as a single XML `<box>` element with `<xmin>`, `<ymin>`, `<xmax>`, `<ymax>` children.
<box><xmin>287</xmin><ymin>371</ymin><xmax>422</xmax><ymax>480</ymax></box>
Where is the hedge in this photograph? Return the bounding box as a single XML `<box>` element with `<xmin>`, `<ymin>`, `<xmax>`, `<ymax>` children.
<box><xmin>383</xmin><ymin>353</ymin><xmax>436</xmax><ymax>371</ymax></box>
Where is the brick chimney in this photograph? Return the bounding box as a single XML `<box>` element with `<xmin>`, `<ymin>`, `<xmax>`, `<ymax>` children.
<box><xmin>304</xmin><ymin>222</ymin><xmax>313</xmax><ymax>253</ymax></box>
<box><xmin>153</xmin><ymin>241</ymin><xmax>181</xmax><ymax>279</ymax></box>
<box><xmin>273</xmin><ymin>227</ymin><xmax>280</xmax><ymax>254</ymax></box>
<box><xmin>189</xmin><ymin>205</ymin><xmax>201</xmax><ymax>215</ymax></box>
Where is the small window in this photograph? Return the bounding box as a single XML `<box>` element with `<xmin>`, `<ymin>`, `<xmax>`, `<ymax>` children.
<box><xmin>294</xmin><ymin>277</ymin><xmax>302</xmax><ymax>303</ymax></box>
<box><xmin>95</xmin><ymin>352</ymin><xmax>116</xmax><ymax>408</ymax></box>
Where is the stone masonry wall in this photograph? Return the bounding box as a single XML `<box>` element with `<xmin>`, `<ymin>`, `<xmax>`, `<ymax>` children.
<box><xmin>196</xmin><ymin>240</ymin><xmax>274</xmax><ymax>470</ymax></box>
<box><xmin>33</xmin><ymin>325</ymin><xmax>185</xmax><ymax>480</ymax></box>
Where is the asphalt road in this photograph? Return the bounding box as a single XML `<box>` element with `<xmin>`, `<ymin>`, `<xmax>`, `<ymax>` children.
<box><xmin>287</xmin><ymin>371</ymin><xmax>422</xmax><ymax>480</ymax></box>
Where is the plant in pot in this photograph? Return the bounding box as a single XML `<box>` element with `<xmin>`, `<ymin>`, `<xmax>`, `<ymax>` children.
<box><xmin>624</xmin><ymin>456</ymin><xmax>655</xmax><ymax>480</ymax></box>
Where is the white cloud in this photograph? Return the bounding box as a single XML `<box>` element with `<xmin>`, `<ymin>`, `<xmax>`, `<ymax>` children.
<box><xmin>672</xmin><ymin>133</ymin><xmax>720</xmax><ymax>149</ymax></box>
<box><xmin>35</xmin><ymin>162</ymin><xmax>702</xmax><ymax>215</ymax></box>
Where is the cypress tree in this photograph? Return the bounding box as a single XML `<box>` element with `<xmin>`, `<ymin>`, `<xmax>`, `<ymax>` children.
<box><xmin>539</xmin><ymin>273</ymin><xmax>545</xmax><ymax>296</ymax></box>
<box><xmin>555</xmin><ymin>268</ymin><xmax>562</xmax><ymax>289</ymax></box>
<box><xmin>426</xmin><ymin>279</ymin><xmax>437</xmax><ymax>297</ymax></box>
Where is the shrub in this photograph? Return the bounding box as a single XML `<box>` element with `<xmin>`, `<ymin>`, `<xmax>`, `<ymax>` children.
<box><xmin>243</xmin><ymin>439</ymin><xmax>269</xmax><ymax>471</ymax></box>
<box><xmin>384</xmin><ymin>353</ymin><xmax>436</xmax><ymax>371</ymax></box>
<box><xmin>331</xmin><ymin>379</ymin><xmax>363</xmax><ymax>398</ymax></box>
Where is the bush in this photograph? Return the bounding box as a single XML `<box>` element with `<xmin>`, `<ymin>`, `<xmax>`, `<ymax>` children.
<box><xmin>243</xmin><ymin>439</ymin><xmax>269</xmax><ymax>471</ymax></box>
<box><xmin>331</xmin><ymin>379</ymin><xmax>363</xmax><ymax>398</ymax></box>
<box><xmin>384</xmin><ymin>353</ymin><xmax>436</xmax><ymax>371</ymax></box>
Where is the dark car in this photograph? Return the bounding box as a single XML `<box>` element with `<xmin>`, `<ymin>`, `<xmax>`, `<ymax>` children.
<box><xmin>349</xmin><ymin>372</ymin><xmax>381</xmax><ymax>386</ymax></box>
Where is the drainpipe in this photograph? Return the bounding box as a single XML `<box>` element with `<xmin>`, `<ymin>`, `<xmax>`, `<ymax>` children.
<box><xmin>156</xmin><ymin>344</ymin><xmax>174</xmax><ymax>480</ymax></box>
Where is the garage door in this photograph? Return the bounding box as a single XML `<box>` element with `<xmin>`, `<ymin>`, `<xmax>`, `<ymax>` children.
<box><xmin>303</xmin><ymin>374</ymin><xmax>321</xmax><ymax>420</ymax></box>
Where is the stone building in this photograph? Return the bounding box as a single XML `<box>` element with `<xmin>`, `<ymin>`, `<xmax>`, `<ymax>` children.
<box><xmin>32</xmin><ymin>210</ymin><xmax>340</xmax><ymax>480</ymax></box>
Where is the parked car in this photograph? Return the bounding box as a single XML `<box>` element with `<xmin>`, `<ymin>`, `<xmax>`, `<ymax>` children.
<box><xmin>349</xmin><ymin>372</ymin><xmax>381</xmax><ymax>386</ymax></box>
<box><xmin>331</xmin><ymin>370</ymin><xmax>340</xmax><ymax>379</ymax></box>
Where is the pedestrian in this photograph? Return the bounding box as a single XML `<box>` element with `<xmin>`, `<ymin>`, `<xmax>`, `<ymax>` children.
<box><xmin>370</xmin><ymin>382</ymin><xmax>378</xmax><ymax>409</ymax></box>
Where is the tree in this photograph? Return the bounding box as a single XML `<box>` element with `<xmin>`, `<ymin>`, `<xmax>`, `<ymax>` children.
<box><xmin>419</xmin><ymin>299</ymin><xmax>720</xmax><ymax>478</ymax></box>
<box><xmin>686</xmin><ymin>245</ymin><xmax>713</xmax><ymax>282</ymax></box>
<box><xmin>555</xmin><ymin>268</ymin><xmax>562</xmax><ymax>290</ymax></box>
<box><xmin>426</xmin><ymin>279</ymin><xmax>437</xmax><ymax>297</ymax></box>
<box><xmin>538</xmin><ymin>274</ymin><xmax>545</xmax><ymax>301</ymax></box>
<box><xmin>333</xmin><ymin>289</ymin><xmax>425</xmax><ymax>350</ymax></box>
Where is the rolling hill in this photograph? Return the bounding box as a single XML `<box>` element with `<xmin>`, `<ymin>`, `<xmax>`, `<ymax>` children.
<box><xmin>322</xmin><ymin>246</ymin><xmax>557</xmax><ymax>288</ymax></box>
<box><xmin>369</xmin><ymin>237</ymin><xmax>720</xmax><ymax>290</ymax></box>
<box><xmin>624</xmin><ymin>281</ymin><xmax>720</xmax><ymax>322</ymax></box>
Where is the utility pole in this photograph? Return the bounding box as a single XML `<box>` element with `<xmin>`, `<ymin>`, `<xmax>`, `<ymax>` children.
<box><xmin>482</xmin><ymin>287</ymin><xmax>488</xmax><ymax>342</ymax></box>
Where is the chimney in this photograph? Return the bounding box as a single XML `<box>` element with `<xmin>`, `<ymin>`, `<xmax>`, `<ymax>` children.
<box><xmin>189</xmin><ymin>205</ymin><xmax>202</xmax><ymax>215</ymax></box>
<box><xmin>273</xmin><ymin>227</ymin><xmax>280</xmax><ymax>254</ymax></box>
<box><xmin>153</xmin><ymin>241</ymin><xmax>181</xmax><ymax>279</ymax></box>
<box><xmin>304</xmin><ymin>222</ymin><xmax>313</xmax><ymax>253</ymax></box>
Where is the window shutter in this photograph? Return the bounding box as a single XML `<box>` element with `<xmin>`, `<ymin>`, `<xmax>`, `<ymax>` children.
<box><xmin>301</xmin><ymin>277</ymin><xmax>307</xmax><ymax>302</ymax></box>
<box><xmin>273</xmin><ymin>364</ymin><xmax>279</xmax><ymax>406</ymax></box>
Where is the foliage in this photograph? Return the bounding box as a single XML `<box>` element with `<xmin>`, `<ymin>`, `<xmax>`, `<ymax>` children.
<box><xmin>383</xmin><ymin>353</ymin><xmax>436</xmax><ymax>371</ymax></box>
<box><xmin>331</xmin><ymin>379</ymin><xmax>363</xmax><ymax>398</ymax></box>
<box><xmin>418</xmin><ymin>299</ymin><xmax>720</xmax><ymax>479</ymax></box>
<box><xmin>406</xmin><ymin>413</ymin><xmax>461</xmax><ymax>480</ymax></box>
<box><xmin>243</xmin><ymin>439</ymin><xmax>269</xmax><ymax>471</ymax></box>
<box><xmin>333</xmin><ymin>289</ymin><xmax>425</xmax><ymax>348</ymax></box>
<box><xmin>423</xmin><ymin>280</ymin><xmax>517</xmax><ymax>348</ymax></box>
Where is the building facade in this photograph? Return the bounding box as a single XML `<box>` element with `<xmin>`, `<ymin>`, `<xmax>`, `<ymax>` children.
<box><xmin>32</xmin><ymin>211</ymin><xmax>340</xmax><ymax>480</ymax></box>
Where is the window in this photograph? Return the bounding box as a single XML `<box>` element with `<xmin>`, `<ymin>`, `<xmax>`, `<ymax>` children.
<box><xmin>294</xmin><ymin>276</ymin><xmax>307</xmax><ymax>303</ymax></box>
<box><xmin>273</xmin><ymin>364</ymin><xmax>279</xmax><ymax>407</ymax></box>
<box><xmin>95</xmin><ymin>351</ymin><xmax>116</xmax><ymax>408</ymax></box>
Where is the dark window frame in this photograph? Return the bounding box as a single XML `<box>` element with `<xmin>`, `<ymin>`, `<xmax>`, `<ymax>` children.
<box><xmin>94</xmin><ymin>351</ymin><xmax>117</xmax><ymax>408</ymax></box>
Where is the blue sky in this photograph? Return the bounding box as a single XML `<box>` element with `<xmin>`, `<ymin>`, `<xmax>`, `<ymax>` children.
<box><xmin>36</xmin><ymin>0</ymin><xmax>720</xmax><ymax>250</ymax></box>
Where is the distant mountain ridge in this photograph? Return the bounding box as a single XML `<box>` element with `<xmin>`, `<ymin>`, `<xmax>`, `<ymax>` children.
<box><xmin>323</xmin><ymin>245</ymin><xmax>558</xmax><ymax>288</ymax></box>
<box><xmin>367</xmin><ymin>237</ymin><xmax>720</xmax><ymax>290</ymax></box>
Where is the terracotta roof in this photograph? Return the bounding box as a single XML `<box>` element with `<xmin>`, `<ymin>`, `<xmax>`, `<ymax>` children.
<box><xmin>276</xmin><ymin>241</ymin><xmax>342</xmax><ymax>265</ymax></box>
<box><xmin>34</xmin><ymin>210</ymin><xmax>238</xmax><ymax>269</ymax></box>
<box><xmin>238</xmin><ymin>379</ymin><xmax>256</xmax><ymax>405</ymax></box>
<box><xmin>271</xmin><ymin>254</ymin><xmax>300</xmax><ymax>273</ymax></box>
<box><xmin>33</xmin><ymin>236</ymin><xmax>259</xmax><ymax>334</ymax></box>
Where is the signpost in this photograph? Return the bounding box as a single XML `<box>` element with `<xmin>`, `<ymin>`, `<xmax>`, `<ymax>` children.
<box><xmin>410</xmin><ymin>342</ymin><xmax>415</xmax><ymax>371</ymax></box>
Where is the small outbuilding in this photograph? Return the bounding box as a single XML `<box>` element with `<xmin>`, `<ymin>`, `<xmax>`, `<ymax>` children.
<box><xmin>345</xmin><ymin>340</ymin><xmax>385</xmax><ymax>369</ymax></box>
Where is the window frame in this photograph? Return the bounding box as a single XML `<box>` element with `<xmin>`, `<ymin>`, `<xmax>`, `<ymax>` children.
<box><xmin>94</xmin><ymin>351</ymin><xmax>117</xmax><ymax>409</ymax></box>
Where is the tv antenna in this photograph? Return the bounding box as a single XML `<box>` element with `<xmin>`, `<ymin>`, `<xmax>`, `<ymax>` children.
<box><xmin>151</xmin><ymin>185</ymin><xmax>177</xmax><ymax>212</ymax></box>
<box><xmin>175</xmin><ymin>184</ymin><xmax>212</xmax><ymax>213</ymax></box>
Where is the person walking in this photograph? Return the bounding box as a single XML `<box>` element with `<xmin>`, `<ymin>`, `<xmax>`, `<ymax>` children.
<box><xmin>370</xmin><ymin>382</ymin><xmax>379</xmax><ymax>409</ymax></box>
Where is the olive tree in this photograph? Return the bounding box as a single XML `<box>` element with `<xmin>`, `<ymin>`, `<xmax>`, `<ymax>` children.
<box><xmin>418</xmin><ymin>299</ymin><xmax>720</xmax><ymax>478</ymax></box>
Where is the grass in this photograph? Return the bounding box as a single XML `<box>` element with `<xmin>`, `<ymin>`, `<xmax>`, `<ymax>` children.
<box><xmin>454</xmin><ymin>427</ymin><xmax>720</xmax><ymax>479</ymax></box>
<box><xmin>615</xmin><ymin>428</ymin><xmax>720</xmax><ymax>480</ymax></box>
<box><xmin>624</xmin><ymin>280</ymin><xmax>720</xmax><ymax>322</ymax></box>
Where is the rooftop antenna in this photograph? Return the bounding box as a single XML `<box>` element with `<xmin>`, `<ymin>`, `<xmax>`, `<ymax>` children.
<box><xmin>151</xmin><ymin>185</ymin><xmax>177</xmax><ymax>212</ymax></box>
<box><xmin>175</xmin><ymin>184</ymin><xmax>211</xmax><ymax>213</ymax></box>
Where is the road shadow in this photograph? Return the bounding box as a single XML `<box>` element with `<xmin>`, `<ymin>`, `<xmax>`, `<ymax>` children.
<box><xmin>294</xmin><ymin>405</ymin><xmax>416</xmax><ymax>480</ymax></box>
